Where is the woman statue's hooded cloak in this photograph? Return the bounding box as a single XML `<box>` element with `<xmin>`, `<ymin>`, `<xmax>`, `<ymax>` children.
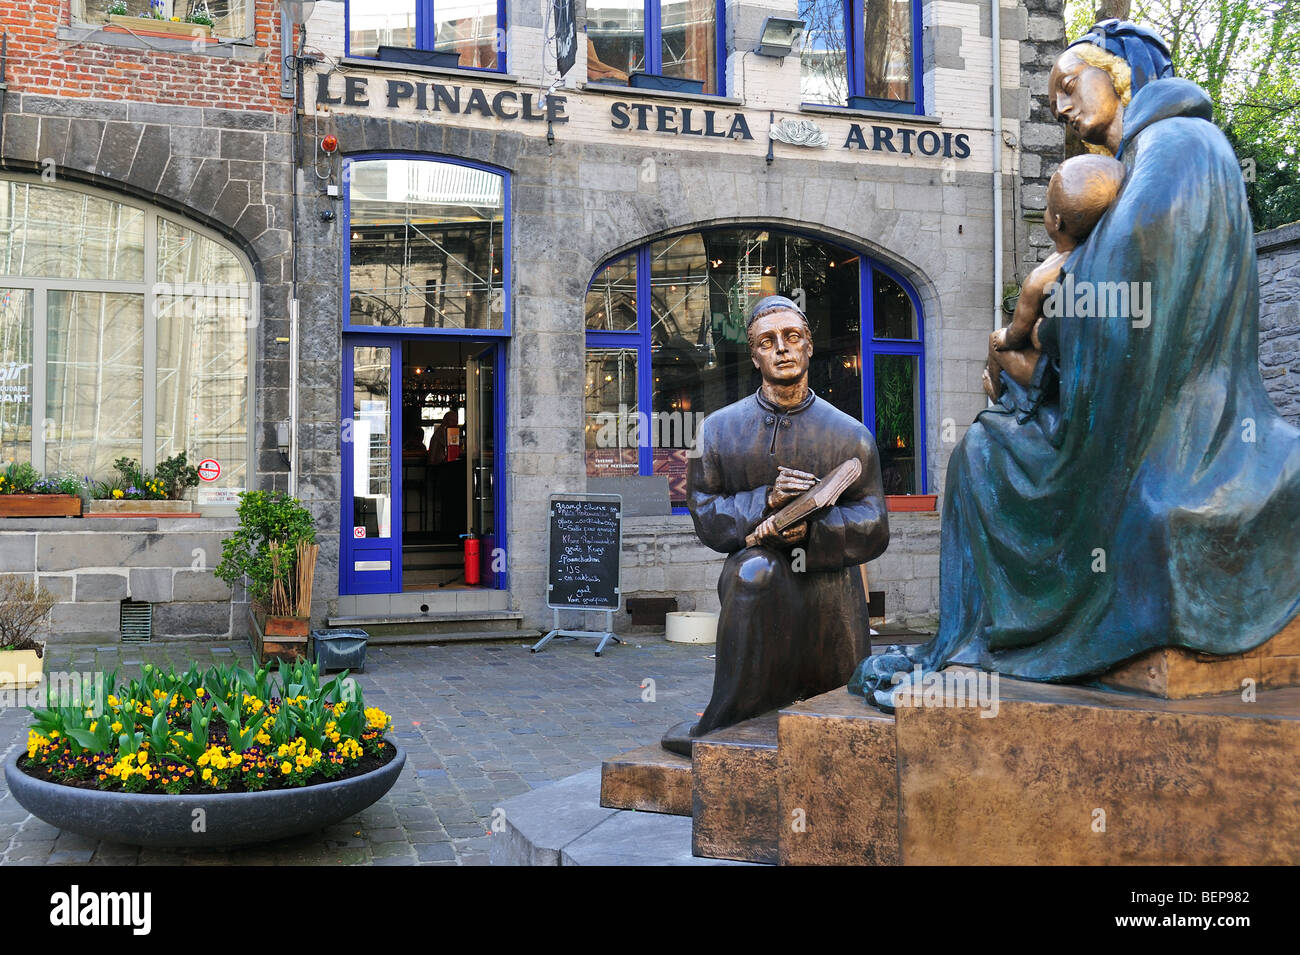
<box><xmin>856</xmin><ymin>21</ymin><xmax>1300</xmax><ymax>689</ymax></box>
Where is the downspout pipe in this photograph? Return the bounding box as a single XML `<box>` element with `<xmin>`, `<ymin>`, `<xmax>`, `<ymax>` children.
<box><xmin>991</xmin><ymin>0</ymin><xmax>1004</xmax><ymax>339</ymax></box>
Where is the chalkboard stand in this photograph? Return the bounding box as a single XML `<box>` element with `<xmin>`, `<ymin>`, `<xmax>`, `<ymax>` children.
<box><xmin>532</xmin><ymin>492</ymin><xmax>624</xmax><ymax>657</ymax></box>
<box><xmin>530</xmin><ymin>609</ymin><xmax>621</xmax><ymax>657</ymax></box>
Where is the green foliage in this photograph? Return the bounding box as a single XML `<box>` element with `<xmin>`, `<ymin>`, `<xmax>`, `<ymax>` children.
<box><xmin>214</xmin><ymin>491</ymin><xmax>316</xmax><ymax>608</ymax></box>
<box><xmin>1</xmin><ymin>461</ymin><xmax>39</xmax><ymax>493</ymax></box>
<box><xmin>1064</xmin><ymin>0</ymin><xmax>1300</xmax><ymax>230</ymax></box>
<box><xmin>25</xmin><ymin>661</ymin><xmax>386</xmax><ymax>794</ymax></box>
<box><xmin>155</xmin><ymin>452</ymin><xmax>200</xmax><ymax>501</ymax></box>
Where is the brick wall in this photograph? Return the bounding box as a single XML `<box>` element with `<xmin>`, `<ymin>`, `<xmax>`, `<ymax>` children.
<box><xmin>1258</xmin><ymin>221</ymin><xmax>1300</xmax><ymax>426</ymax></box>
<box><xmin>0</xmin><ymin>0</ymin><xmax>286</xmax><ymax>111</ymax></box>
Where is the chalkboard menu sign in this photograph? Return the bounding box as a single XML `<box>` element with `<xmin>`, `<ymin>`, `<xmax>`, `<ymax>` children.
<box><xmin>547</xmin><ymin>494</ymin><xmax>622</xmax><ymax>611</ymax></box>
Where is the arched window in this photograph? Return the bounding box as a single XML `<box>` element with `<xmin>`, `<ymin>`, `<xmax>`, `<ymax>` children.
<box><xmin>0</xmin><ymin>175</ymin><xmax>253</xmax><ymax>499</ymax></box>
<box><xmin>585</xmin><ymin>227</ymin><xmax>925</xmax><ymax>505</ymax></box>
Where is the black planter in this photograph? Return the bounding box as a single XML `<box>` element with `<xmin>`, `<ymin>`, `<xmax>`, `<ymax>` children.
<box><xmin>628</xmin><ymin>72</ymin><xmax>706</xmax><ymax>95</ymax></box>
<box><xmin>4</xmin><ymin>742</ymin><xmax>405</xmax><ymax>848</ymax></box>
<box><xmin>847</xmin><ymin>95</ymin><xmax>916</xmax><ymax>115</ymax></box>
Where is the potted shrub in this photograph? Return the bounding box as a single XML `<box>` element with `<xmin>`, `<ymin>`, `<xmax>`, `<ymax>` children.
<box><xmin>87</xmin><ymin>455</ymin><xmax>197</xmax><ymax>516</ymax></box>
<box><xmin>0</xmin><ymin>577</ymin><xmax>56</xmax><ymax>690</ymax></box>
<box><xmin>104</xmin><ymin>0</ymin><xmax>216</xmax><ymax>41</ymax></box>
<box><xmin>0</xmin><ymin>463</ymin><xmax>83</xmax><ymax>518</ymax></box>
<box><xmin>216</xmin><ymin>491</ymin><xmax>321</xmax><ymax>664</ymax></box>
<box><xmin>6</xmin><ymin>660</ymin><xmax>404</xmax><ymax>847</ymax></box>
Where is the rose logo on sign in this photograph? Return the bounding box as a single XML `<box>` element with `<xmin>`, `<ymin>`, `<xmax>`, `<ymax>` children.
<box><xmin>197</xmin><ymin>459</ymin><xmax>221</xmax><ymax>482</ymax></box>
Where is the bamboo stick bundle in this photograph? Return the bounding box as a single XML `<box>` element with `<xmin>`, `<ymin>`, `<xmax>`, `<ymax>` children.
<box><xmin>269</xmin><ymin>540</ymin><xmax>292</xmax><ymax>617</ymax></box>
<box><xmin>295</xmin><ymin>539</ymin><xmax>319</xmax><ymax>618</ymax></box>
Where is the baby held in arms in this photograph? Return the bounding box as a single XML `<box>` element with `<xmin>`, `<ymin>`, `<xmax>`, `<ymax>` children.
<box><xmin>983</xmin><ymin>154</ymin><xmax>1126</xmax><ymax>401</ymax></box>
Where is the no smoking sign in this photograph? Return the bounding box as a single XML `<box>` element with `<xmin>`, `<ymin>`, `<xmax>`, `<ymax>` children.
<box><xmin>197</xmin><ymin>459</ymin><xmax>221</xmax><ymax>482</ymax></box>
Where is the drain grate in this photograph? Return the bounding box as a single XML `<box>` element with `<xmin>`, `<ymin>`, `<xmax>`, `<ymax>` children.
<box><xmin>120</xmin><ymin>601</ymin><xmax>153</xmax><ymax>644</ymax></box>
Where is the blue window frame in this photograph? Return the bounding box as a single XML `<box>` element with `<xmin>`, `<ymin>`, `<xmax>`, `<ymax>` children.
<box><xmin>586</xmin><ymin>0</ymin><xmax>727</xmax><ymax>96</ymax></box>
<box><xmin>584</xmin><ymin>227</ymin><xmax>926</xmax><ymax>511</ymax></box>
<box><xmin>343</xmin><ymin>154</ymin><xmax>511</xmax><ymax>337</ymax></box>
<box><xmin>345</xmin><ymin>0</ymin><xmax>508</xmax><ymax>73</ymax></box>
<box><xmin>799</xmin><ymin>0</ymin><xmax>924</xmax><ymax>114</ymax></box>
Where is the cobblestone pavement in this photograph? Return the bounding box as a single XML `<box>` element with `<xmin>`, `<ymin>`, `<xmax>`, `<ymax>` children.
<box><xmin>0</xmin><ymin>634</ymin><xmax>715</xmax><ymax>866</ymax></box>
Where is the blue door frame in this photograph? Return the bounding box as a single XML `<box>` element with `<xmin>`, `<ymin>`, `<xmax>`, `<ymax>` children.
<box><xmin>340</xmin><ymin>335</ymin><xmax>509</xmax><ymax>596</ymax></box>
<box><xmin>341</xmin><ymin>336</ymin><xmax>403</xmax><ymax>595</ymax></box>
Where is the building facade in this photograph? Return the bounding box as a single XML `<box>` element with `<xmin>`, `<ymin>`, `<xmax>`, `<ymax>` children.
<box><xmin>0</xmin><ymin>0</ymin><xmax>1067</xmax><ymax>641</ymax></box>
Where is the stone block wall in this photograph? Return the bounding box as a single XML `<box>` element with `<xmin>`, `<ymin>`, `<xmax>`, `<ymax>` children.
<box><xmin>1258</xmin><ymin>221</ymin><xmax>1300</xmax><ymax>426</ymax></box>
<box><xmin>0</xmin><ymin>518</ymin><xmax>243</xmax><ymax>643</ymax></box>
<box><xmin>616</xmin><ymin>512</ymin><xmax>941</xmax><ymax>631</ymax></box>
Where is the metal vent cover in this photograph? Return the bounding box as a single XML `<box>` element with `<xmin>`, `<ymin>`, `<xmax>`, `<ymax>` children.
<box><xmin>120</xmin><ymin>601</ymin><xmax>153</xmax><ymax>644</ymax></box>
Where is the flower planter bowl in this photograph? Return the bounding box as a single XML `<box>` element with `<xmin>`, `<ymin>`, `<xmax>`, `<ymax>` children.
<box><xmin>4</xmin><ymin>742</ymin><xmax>404</xmax><ymax>849</ymax></box>
<box><xmin>106</xmin><ymin>14</ymin><xmax>215</xmax><ymax>41</ymax></box>
<box><xmin>87</xmin><ymin>499</ymin><xmax>197</xmax><ymax>517</ymax></box>
<box><xmin>0</xmin><ymin>649</ymin><xmax>43</xmax><ymax>690</ymax></box>
<box><xmin>0</xmin><ymin>494</ymin><xmax>82</xmax><ymax>518</ymax></box>
<box><xmin>886</xmin><ymin>494</ymin><xmax>938</xmax><ymax>512</ymax></box>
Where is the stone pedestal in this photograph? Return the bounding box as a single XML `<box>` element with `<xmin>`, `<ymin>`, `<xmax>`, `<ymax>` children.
<box><xmin>691</xmin><ymin>715</ymin><xmax>780</xmax><ymax>864</ymax></box>
<box><xmin>778</xmin><ymin>689</ymin><xmax>898</xmax><ymax>865</ymax></box>
<box><xmin>1101</xmin><ymin>615</ymin><xmax>1300</xmax><ymax>698</ymax></box>
<box><xmin>898</xmin><ymin>675</ymin><xmax>1300</xmax><ymax>864</ymax></box>
<box><xmin>599</xmin><ymin>744</ymin><xmax>691</xmax><ymax>815</ymax></box>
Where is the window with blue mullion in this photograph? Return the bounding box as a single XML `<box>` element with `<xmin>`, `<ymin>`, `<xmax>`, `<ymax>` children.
<box><xmin>799</xmin><ymin>0</ymin><xmax>923</xmax><ymax>115</ymax></box>
<box><xmin>586</xmin><ymin>0</ymin><xmax>726</xmax><ymax>95</ymax></box>
<box><xmin>346</xmin><ymin>0</ymin><xmax>507</xmax><ymax>73</ymax></box>
<box><xmin>861</xmin><ymin>261</ymin><xmax>927</xmax><ymax>495</ymax></box>
<box><xmin>584</xmin><ymin>232</ymin><xmax>928</xmax><ymax>506</ymax></box>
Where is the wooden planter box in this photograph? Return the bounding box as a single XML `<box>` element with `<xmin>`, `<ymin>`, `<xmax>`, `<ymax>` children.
<box><xmin>886</xmin><ymin>494</ymin><xmax>938</xmax><ymax>512</ymax></box>
<box><xmin>87</xmin><ymin>499</ymin><xmax>197</xmax><ymax>517</ymax></box>
<box><xmin>0</xmin><ymin>494</ymin><xmax>82</xmax><ymax>518</ymax></box>
<box><xmin>249</xmin><ymin>606</ymin><xmax>309</xmax><ymax>665</ymax></box>
<box><xmin>106</xmin><ymin>14</ymin><xmax>214</xmax><ymax>40</ymax></box>
<box><xmin>0</xmin><ymin>649</ymin><xmax>43</xmax><ymax>690</ymax></box>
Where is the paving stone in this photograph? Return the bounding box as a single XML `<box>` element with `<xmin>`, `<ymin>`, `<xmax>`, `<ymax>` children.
<box><xmin>0</xmin><ymin>637</ymin><xmax>714</xmax><ymax>866</ymax></box>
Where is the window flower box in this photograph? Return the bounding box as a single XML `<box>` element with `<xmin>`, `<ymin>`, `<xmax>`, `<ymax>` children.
<box><xmin>886</xmin><ymin>494</ymin><xmax>937</xmax><ymax>512</ymax></box>
<box><xmin>0</xmin><ymin>494</ymin><xmax>82</xmax><ymax>518</ymax></box>
<box><xmin>106</xmin><ymin>14</ymin><xmax>214</xmax><ymax>41</ymax></box>
<box><xmin>0</xmin><ymin>649</ymin><xmax>43</xmax><ymax>691</ymax></box>
<box><xmin>86</xmin><ymin>499</ymin><xmax>196</xmax><ymax>517</ymax></box>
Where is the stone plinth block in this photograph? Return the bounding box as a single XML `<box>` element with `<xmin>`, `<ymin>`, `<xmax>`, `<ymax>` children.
<box><xmin>1101</xmin><ymin>613</ymin><xmax>1300</xmax><ymax>698</ymax></box>
<box><xmin>600</xmin><ymin>744</ymin><xmax>692</xmax><ymax>816</ymax></box>
<box><xmin>692</xmin><ymin>714</ymin><xmax>779</xmax><ymax>864</ymax></box>
<box><xmin>778</xmin><ymin>688</ymin><xmax>899</xmax><ymax>866</ymax></box>
<box><xmin>897</xmin><ymin>675</ymin><xmax>1300</xmax><ymax>864</ymax></box>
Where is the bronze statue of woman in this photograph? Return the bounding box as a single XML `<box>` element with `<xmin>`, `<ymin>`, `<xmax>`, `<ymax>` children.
<box><xmin>853</xmin><ymin>20</ymin><xmax>1300</xmax><ymax>700</ymax></box>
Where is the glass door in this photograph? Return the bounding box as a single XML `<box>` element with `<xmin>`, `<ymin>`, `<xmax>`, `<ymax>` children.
<box><xmin>341</xmin><ymin>339</ymin><xmax>402</xmax><ymax>594</ymax></box>
<box><xmin>465</xmin><ymin>342</ymin><xmax>503</xmax><ymax>588</ymax></box>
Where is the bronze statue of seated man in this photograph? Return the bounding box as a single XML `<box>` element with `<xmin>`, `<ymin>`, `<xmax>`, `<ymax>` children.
<box><xmin>662</xmin><ymin>295</ymin><xmax>890</xmax><ymax>756</ymax></box>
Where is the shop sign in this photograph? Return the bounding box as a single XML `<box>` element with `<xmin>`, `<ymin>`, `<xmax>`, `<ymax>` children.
<box><xmin>316</xmin><ymin>73</ymin><xmax>973</xmax><ymax>160</ymax></box>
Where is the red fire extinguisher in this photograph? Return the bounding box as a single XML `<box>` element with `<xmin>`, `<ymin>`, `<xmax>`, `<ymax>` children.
<box><xmin>461</xmin><ymin>531</ymin><xmax>481</xmax><ymax>586</ymax></box>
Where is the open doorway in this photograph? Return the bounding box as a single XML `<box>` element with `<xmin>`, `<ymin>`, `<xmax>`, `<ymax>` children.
<box><xmin>401</xmin><ymin>339</ymin><xmax>469</xmax><ymax>589</ymax></box>
<box><xmin>341</xmin><ymin>335</ymin><xmax>503</xmax><ymax>596</ymax></box>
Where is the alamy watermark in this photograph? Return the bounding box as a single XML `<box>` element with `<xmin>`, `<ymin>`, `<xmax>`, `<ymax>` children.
<box><xmin>888</xmin><ymin>665</ymin><xmax>1001</xmax><ymax>718</ymax></box>
<box><xmin>1043</xmin><ymin>274</ymin><xmax>1153</xmax><ymax>329</ymax></box>
<box><xmin>591</xmin><ymin>403</ymin><xmax>706</xmax><ymax>457</ymax></box>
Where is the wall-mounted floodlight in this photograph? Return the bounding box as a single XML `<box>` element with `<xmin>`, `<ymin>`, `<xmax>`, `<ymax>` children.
<box><xmin>280</xmin><ymin>0</ymin><xmax>317</xmax><ymax>97</ymax></box>
<box><xmin>281</xmin><ymin>0</ymin><xmax>316</xmax><ymax>25</ymax></box>
<box><xmin>755</xmin><ymin>17</ymin><xmax>806</xmax><ymax>58</ymax></box>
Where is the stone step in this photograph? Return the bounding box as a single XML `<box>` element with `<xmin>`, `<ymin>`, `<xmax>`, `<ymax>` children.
<box><xmin>489</xmin><ymin>767</ymin><xmax>759</xmax><ymax>866</ymax></box>
<box><xmin>600</xmin><ymin>743</ymin><xmax>692</xmax><ymax>816</ymax></box>
<box><xmin>691</xmin><ymin>713</ymin><xmax>780</xmax><ymax>864</ymax></box>
<box><xmin>366</xmin><ymin>629</ymin><xmax>539</xmax><ymax>645</ymax></box>
<box><xmin>777</xmin><ymin>687</ymin><xmax>898</xmax><ymax>865</ymax></box>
